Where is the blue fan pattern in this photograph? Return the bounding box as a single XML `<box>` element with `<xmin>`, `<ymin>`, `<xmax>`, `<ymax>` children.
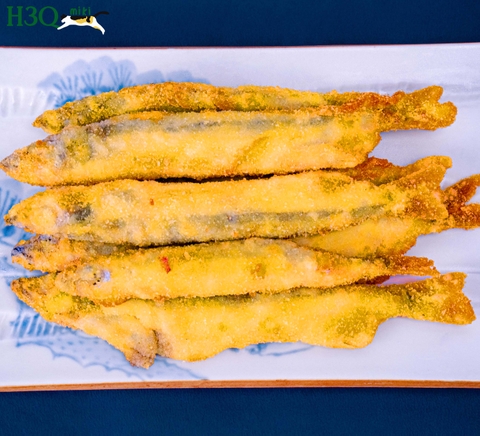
<box><xmin>232</xmin><ymin>343</ymin><xmax>314</xmax><ymax>357</ymax></box>
<box><xmin>11</xmin><ymin>299</ymin><xmax>205</xmax><ymax>380</ymax></box>
<box><xmin>37</xmin><ymin>56</ymin><xmax>210</xmax><ymax>108</ymax></box>
<box><xmin>0</xmin><ymin>183</ymin><xmax>39</xmax><ymax>278</ymax></box>
<box><xmin>2</xmin><ymin>57</ymin><xmax>314</xmax><ymax>381</ymax></box>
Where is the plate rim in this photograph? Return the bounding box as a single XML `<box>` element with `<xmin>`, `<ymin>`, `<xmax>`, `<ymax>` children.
<box><xmin>1</xmin><ymin>42</ymin><xmax>480</xmax><ymax>50</ymax></box>
<box><xmin>2</xmin><ymin>379</ymin><xmax>480</xmax><ymax>392</ymax></box>
<box><xmin>1</xmin><ymin>43</ymin><xmax>479</xmax><ymax>389</ymax></box>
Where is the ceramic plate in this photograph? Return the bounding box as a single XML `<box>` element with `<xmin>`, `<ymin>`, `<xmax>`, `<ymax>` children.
<box><xmin>1</xmin><ymin>45</ymin><xmax>480</xmax><ymax>390</ymax></box>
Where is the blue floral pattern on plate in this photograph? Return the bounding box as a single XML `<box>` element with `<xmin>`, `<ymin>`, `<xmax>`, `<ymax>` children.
<box><xmin>2</xmin><ymin>56</ymin><xmax>314</xmax><ymax>380</ymax></box>
<box><xmin>37</xmin><ymin>56</ymin><xmax>209</xmax><ymax>108</ymax></box>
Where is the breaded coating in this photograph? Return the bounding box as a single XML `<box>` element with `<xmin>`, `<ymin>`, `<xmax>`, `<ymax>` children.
<box><xmin>11</xmin><ymin>274</ymin><xmax>475</xmax><ymax>366</ymax></box>
<box><xmin>1</xmin><ymin>110</ymin><xmax>383</xmax><ymax>186</ymax></box>
<box><xmin>295</xmin><ymin>173</ymin><xmax>480</xmax><ymax>257</ymax></box>
<box><xmin>4</xmin><ymin>87</ymin><xmax>456</xmax><ymax>186</ymax></box>
<box><xmin>12</xmin><ymin>276</ymin><xmax>157</xmax><ymax>368</ymax></box>
<box><xmin>12</xmin><ymin>236</ymin><xmax>129</xmax><ymax>272</ymax></box>
<box><xmin>338</xmin><ymin>155</ymin><xmax>452</xmax><ymax>186</ymax></box>
<box><xmin>295</xmin><ymin>217</ymin><xmax>435</xmax><ymax>258</ymax></box>
<box><xmin>12</xmin><ymin>238</ymin><xmax>438</xmax><ymax>303</ymax></box>
<box><xmin>13</xmin><ymin>157</ymin><xmax>474</xmax><ymax>270</ymax></box>
<box><xmin>33</xmin><ymin>83</ymin><xmax>456</xmax><ymax>134</ymax></box>
<box><xmin>443</xmin><ymin>174</ymin><xmax>480</xmax><ymax>229</ymax></box>
<box><xmin>5</xmin><ymin>164</ymin><xmax>448</xmax><ymax>246</ymax></box>
<box><xmin>5</xmin><ymin>82</ymin><xmax>473</xmax><ymax>369</ymax></box>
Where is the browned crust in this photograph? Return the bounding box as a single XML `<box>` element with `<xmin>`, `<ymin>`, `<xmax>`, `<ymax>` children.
<box><xmin>33</xmin><ymin>83</ymin><xmax>456</xmax><ymax>133</ymax></box>
<box><xmin>443</xmin><ymin>174</ymin><xmax>480</xmax><ymax>229</ymax></box>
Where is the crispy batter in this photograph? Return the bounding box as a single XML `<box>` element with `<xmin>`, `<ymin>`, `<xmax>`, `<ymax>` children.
<box><xmin>12</xmin><ymin>157</ymin><xmax>473</xmax><ymax>270</ymax></box>
<box><xmin>33</xmin><ymin>83</ymin><xmax>456</xmax><ymax>134</ymax></box>
<box><xmin>443</xmin><ymin>174</ymin><xmax>480</xmax><ymax>229</ymax></box>
<box><xmin>5</xmin><ymin>164</ymin><xmax>448</xmax><ymax>246</ymax></box>
<box><xmin>295</xmin><ymin>217</ymin><xmax>434</xmax><ymax>258</ymax></box>
<box><xmin>5</xmin><ymin>87</ymin><xmax>457</xmax><ymax>187</ymax></box>
<box><xmin>295</xmin><ymin>173</ymin><xmax>480</xmax><ymax>257</ymax></box>
<box><xmin>16</xmin><ymin>213</ymin><xmax>465</xmax><ymax>269</ymax></box>
<box><xmin>12</xmin><ymin>236</ymin><xmax>129</xmax><ymax>272</ymax></box>
<box><xmin>11</xmin><ymin>276</ymin><xmax>157</xmax><ymax>368</ymax></box>
<box><xmin>338</xmin><ymin>155</ymin><xmax>452</xmax><ymax>185</ymax></box>
<box><xmin>13</xmin><ymin>238</ymin><xmax>438</xmax><ymax>303</ymax></box>
<box><xmin>11</xmin><ymin>156</ymin><xmax>461</xmax><ymax>270</ymax></box>
<box><xmin>4</xmin><ymin>82</ymin><xmax>473</xmax><ymax>369</ymax></box>
<box><xmin>2</xmin><ymin>110</ymin><xmax>383</xmax><ymax>186</ymax></box>
<box><xmin>11</xmin><ymin>274</ymin><xmax>475</xmax><ymax>365</ymax></box>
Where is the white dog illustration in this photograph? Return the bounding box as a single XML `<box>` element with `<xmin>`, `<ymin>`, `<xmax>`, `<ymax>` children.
<box><xmin>57</xmin><ymin>11</ymin><xmax>109</xmax><ymax>34</ymax></box>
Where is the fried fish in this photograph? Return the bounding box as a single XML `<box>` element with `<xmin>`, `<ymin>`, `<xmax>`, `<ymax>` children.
<box><xmin>0</xmin><ymin>110</ymin><xmax>385</xmax><ymax>186</ymax></box>
<box><xmin>12</xmin><ymin>238</ymin><xmax>438</xmax><ymax>303</ymax></box>
<box><xmin>295</xmin><ymin>173</ymin><xmax>480</xmax><ymax>257</ymax></box>
<box><xmin>5</xmin><ymin>163</ymin><xmax>448</xmax><ymax>246</ymax></box>
<box><xmin>11</xmin><ymin>273</ymin><xmax>474</xmax><ymax>366</ymax></box>
<box><xmin>33</xmin><ymin>83</ymin><xmax>456</xmax><ymax>134</ymax></box>
<box><xmin>3</xmin><ymin>86</ymin><xmax>457</xmax><ymax>187</ymax></box>
<box><xmin>12</xmin><ymin>156</ymin><xmax>465</xmax><ymax>271</ymax></box>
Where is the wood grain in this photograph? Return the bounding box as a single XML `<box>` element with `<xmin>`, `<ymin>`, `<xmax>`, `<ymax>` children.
<box><xmin>2</xmin><ymin>380</ymin><xmax>480</xmax><ymax>392</ymax></box>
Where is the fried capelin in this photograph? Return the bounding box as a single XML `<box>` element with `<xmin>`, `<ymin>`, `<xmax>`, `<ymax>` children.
<box><xmin>337</xmin><ymin>155</ymin><xmax>452</xmax><ymax>185</ymax></box>
<box><xmin>11</xmin><ymin>237</ymin><xmax>438</xmax><ymax>303</ymax></box>
<box><xmin>13</xmin><ymin>157</ymin><xmax>474</xmax><ymax>270</ymax></box>
<box><xmin>295</xmin><ymin>173</ymin><xmax>480</xmax><ymax>257</ymax></box>
<box><xmin>12</xmin><ymin>236</ymin><xmax>130</xmax><ymax>272</ymax></box>
<box><xmin>11</xmin><ymin>274</ymin><xmax>475</xmax><ymax>366</ymax></box>
<box><xmin>1</xmin><ymin>110</ymin><xmax>384</xmax><ymax>186</ymax></box>
<box><xmin>4</xmin><ymin>86</ymin><xmax>456</xmax><ymax>187</ymax></box>
<box><xmin>4</xmin><ymin>163</ymin><xmax>447</xmax><ymax>246</ymax></box>
<box><xmin>33</xmin><ymin>83</ymin><xmax>456</xmax><ymax>134</ymax></box>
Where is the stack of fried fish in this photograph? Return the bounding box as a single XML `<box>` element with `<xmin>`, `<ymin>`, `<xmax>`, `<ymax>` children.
<box><xmin>2</xmin><ymin>83</ymin><xmax>478</xmax><ymax>368</ymax></box>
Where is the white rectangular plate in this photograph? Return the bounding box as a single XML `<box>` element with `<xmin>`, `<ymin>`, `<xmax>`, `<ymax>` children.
<box><xmin>1</xmin><ymin>45</ymin><xmax>480</xmax><ymax>390</ymax></box>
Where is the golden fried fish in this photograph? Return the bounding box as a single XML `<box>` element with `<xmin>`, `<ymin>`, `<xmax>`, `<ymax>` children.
<box><xmin>12</xmin><ymin>238</ymin><xmax>438</xmax><ymax>303</ymax></box>
<box><xmin>2</xmin><ymin>86</ymin><xmax>457</xmax><ymax>187</ymax></box>
<box><xmin>0</xmin><ymin>110</ymin><xmax>384</xmax><ymax>186</ymax></box>
<box><xmin>5</xmin><ymin>163</ymin><xmax>448</xmax><ymax>246</ymax></box>
<box><xmin>12</xmin><ymin>156</ymin><xmax>465</xmax><ymax>271</ymax></box>
<box><xmin>11</xmin><ymin>273</ymin><xmax>475</xmax><ymax>366</ymax></box>
<box><xmin>33</xmin><ymin>83</ymin><xmax>456</xmax><ymax>134</ymax></box>
<box><xmin>295</xmin><ymin>173</ymin><xmax>480</xmax><ymax>257</ymax></box>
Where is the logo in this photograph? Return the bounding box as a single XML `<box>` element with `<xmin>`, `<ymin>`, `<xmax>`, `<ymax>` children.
<box><xmin>6</xmin><ymin>6</ymin><xmax>109</xmax><ymax>34</ymax></box>
<box><xmin>58</xmin><ymin>9</ymin><xmax>109</xmax><ymax>34</ymax></box>
<box><xmin>6</xmin><ymin>6</ymin><xmax>59</xmax><ymax>28</ymax></box>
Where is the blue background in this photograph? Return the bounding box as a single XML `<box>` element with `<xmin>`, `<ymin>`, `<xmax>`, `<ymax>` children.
<box><xmin>1</xmin><ymin>0</ymin><xmax>480</xmax><ymax>434</ymax></box>
<box><xmin>0</xmin><ymin>0</ymin><xmax>480</xmax><ymax>46</ymax></box>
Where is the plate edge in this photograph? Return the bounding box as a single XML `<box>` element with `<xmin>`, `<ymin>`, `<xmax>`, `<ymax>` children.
<box><xmin>2</xmin><ymin>379</ymin><xmax>480</xmax><ymax>391</ymax></box>
<box><xmin>1</xmin><ymin>42</ymin><xmax>480</xmax><ymax>50</ymax></box>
